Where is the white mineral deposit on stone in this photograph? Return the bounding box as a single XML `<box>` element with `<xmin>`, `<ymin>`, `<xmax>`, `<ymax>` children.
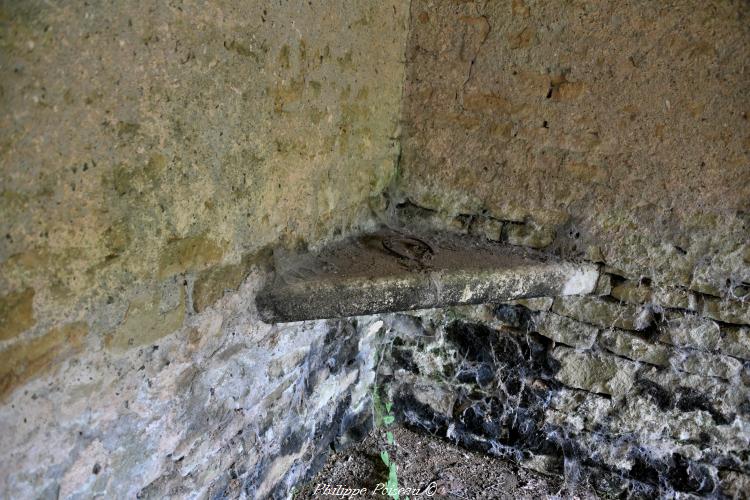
<box><xmin>459</xmin><ymin>284</ymin><xmax>474</xmax><ymax>302</ymax></box>
<box><xmin>561</xmin><ymin>267</ymin><xmax>599</xmax><ymax>296</ymax></box>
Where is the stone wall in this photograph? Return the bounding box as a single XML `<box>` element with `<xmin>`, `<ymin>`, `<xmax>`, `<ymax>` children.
<box><xmin>1</xmin><ymin>0</ymin><xmax>749</xmax><ymax>497</ymax></box>
<box><xmin>391</xmin><ymin>1</ymin><xmax>750</xmax><ymax>489</ymax></box>
<box><xmin>377</xmin><ymin>292</ymin><xmax>750</xmax><ymax>497</ymax></box>
<box><xmin>398</xmin><ymin>0</ymin><xmax>750</xmax><ymax>296</ymax></box>
<box><xmin>1</xmin><ymin>274</ymin><xmax>384</xmax><ymax>498</ymax></box>
<box><xmin>0</xmin><ymin>0</ymin><xmax>409</xmax><ymax>496</ymax></box>
<box><xmin>374</xmin><ymin>199</ymin><xmax>750</xmax><ymax>497</ymax></box>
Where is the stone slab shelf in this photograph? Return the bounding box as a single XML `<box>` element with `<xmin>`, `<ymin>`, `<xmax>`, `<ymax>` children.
<box><xmin>256</xmin><ymin>228</ymin><xmax>599</xmax><ymax>323</ymax></box>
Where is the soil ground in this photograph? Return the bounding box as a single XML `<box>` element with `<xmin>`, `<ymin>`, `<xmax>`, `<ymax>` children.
<box><xmin>296</xmin><ymin>426</ymin><xmax>596</xmax><ymax>499</ymax></box>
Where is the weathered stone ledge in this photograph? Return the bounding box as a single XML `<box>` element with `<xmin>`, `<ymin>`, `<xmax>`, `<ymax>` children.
<box><xmin>257</xmin><ymin>228</ymin><xmax>598</xmax><ymax>322</ymax></box>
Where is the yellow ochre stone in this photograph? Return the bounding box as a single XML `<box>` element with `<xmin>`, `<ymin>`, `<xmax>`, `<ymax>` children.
<box><xmin>158</xmin><ymin>233</ymin><xmax>225</xmax><ymax>279</ymax></box>
<box><xmin>193</xmin><ymin>263</ymin><xmax>247</xmax><ymax>313</ymax></box>
<box><xmin>0</xmin><ymin>288</ymin><xmax>36</xmax><ymax>341</ymax></box>
<box><xmin>0</xmin><ymin>321</ymin><xmax>87</xmax><ymax>400</ymax></box>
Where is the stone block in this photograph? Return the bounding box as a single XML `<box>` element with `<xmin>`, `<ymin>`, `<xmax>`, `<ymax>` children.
<box><xmin>520</xmin><ymin>454</ymin><xmax>562</xmax><ymax>476</ymax></box>
<box><xmin>469</xmin><ymin>217</ymin><xmax>503</xmax><ymax>242</ymax></box>
<box><xmin>448</xmin><ymin>215</ymin><xmax>471</xmax><ymax>234</ymax></box>
<box><xmin>719</xmin><ymin>326</ymin><xmax>750</xmax><ymax>360</ymax></box>
<box><xmin>258</xmin><ymin>228</ymin><xmax>599</xmax><ymax>322</ymax></box>
<box><xmin>593</xmin><ymin>273</ymin><xmax>612</xmax><ymax>296</ymax></box>
<box><xmin>657</xmin><ymin>314</ymin><xmax>720</xmax><ymax>351</ymax></box>
<box><xmin>508</xmin><ymin>297</ymin><xmax>554</xmax><ymax>312</ymax></box>
<box><xmin>640</xmin><ymin>367</ymin><xmax>742</xmax><ymax>417</ymax></box>
<box><xmin>652</xmin><ymin>286</ymin><xmax>698</xmax><ymax>311</ymax></box>
<box><xmin>552</xmin><ymin>296</ymin><xmax>641</xmax><ymax>331</ymax></box>
<box><xmin>586</xmin><ymin>245</ymin><xmax>605</xmax><ymax>263</ymax></box>
<box><xmin>673</xmin><ymin>351</ymin><xmax>743</xmax><ymax>380</ymax></box>
<box><xmin>551</xmin><ymin>347</ymin><xmax>638</xmax><ymax>398</ymax></box>
<box><xmin>158</xmin><ymin>232</ymin><xmax>225</xmax><ymax>279</ymax></box>
<box><xmin>613</xmin><ymin>394</ymin><xmax>722</xmax><ymax>444</ymax></box>
<box><xmin>548</xmin><ymin>388</ymin><xmax>612</xmax><ymax>432</ymax></box>
<box><xmin>599</xmin><ymin>329</ymin><xmax>671</xmax><ymax>367</ymax></box>
<box><xmin>504</xmin><ymin>222</ymin><xmax>555</xmax><ymax>249</ymax></box>
<box><xmin>702</xmin><ymin>297</ymin><xmax>750</xmax><ymax>326</ymax></box>
<box><xmin>197</xmin><ymin>248</ymin><xmax>271</xmax><ymax>314</ymax></box>
<box><xmin>535</xmin><ymin>312</ymin><xmax>599</xmax><ymax>349</ymax></box>
<box><xmin>610</xmin><ymin>280</ymin><xmax>652</xmax><ymax>304</ymax></box>
<box><xmin>193</xmin><ymin>263</ymin><xmax>247</xmax><ymax>313</ymax></box>
<box><xmin>719</xmin><ymin>470</ymin><xmax>750</xmax><ymax>499</ymax></box>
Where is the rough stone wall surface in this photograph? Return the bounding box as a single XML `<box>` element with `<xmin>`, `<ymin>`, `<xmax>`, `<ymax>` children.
<box><xmin>0</xmin><ymin>0</ymin><xmax>407</xmax><ymax>369</ymax></box>
<box><xmin>377</xmin><ymin>297</ymin><xmax>750</xmax><ymax>498</ymax></box>
<box><xmin>2</xmin><ymin>0</ymin><xmax>750</xmax><ymax>497</ymax></box>
<box><xmin>399</xmin><ymin>0</ymin><xmax>750</xmax><ymax>296</ymax></box>
<box><xmin>375</xmin><ymin>205</ymin><xmax>750</xmax><ymax>496</ymax></box>
<box><xmin>0</xmin><ymin>273</ymin><xmax>383</xmax><ymax>498</ymax></box>
<box><xmin>0</xmin><ymin>0</ymin><xmax>408</xmax><ymax>497</ymax></box>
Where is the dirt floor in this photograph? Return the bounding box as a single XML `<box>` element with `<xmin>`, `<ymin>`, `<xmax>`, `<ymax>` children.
<box><xmin>296</xmin><ymin>426</ymin><xmax>595</xmax><ymax>499</ymax></box>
